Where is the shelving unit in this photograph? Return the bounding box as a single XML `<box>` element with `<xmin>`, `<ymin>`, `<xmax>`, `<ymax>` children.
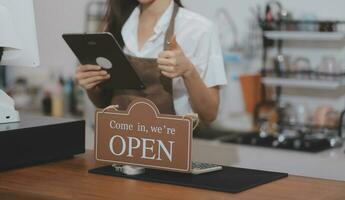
<box><xmin>260</xmin><ymin>20</ymin><xmax>345</xmax><ymax>94</ymax></box>
<box><xmin>261</xmin><ymin>28</ymin><xmax>345</xmax><ymax>91</ymax></box>
<box><xmin>264</xmin><ymin>31</ymin><xmax>345</xmax><ymax>41</ymax></box>
<box><xmin>262</xmin><ymin>77</ymin><xmax>345</xmax><ymax>90</ymax></box>
<box><xmin>261</xmin><ymin>30</ymin><xmax>345</xmax><ymax>94</ymax></box>
<box><xmin>251</xmin><ymin>20</ymin><xmax>345</xmax><ymax>152</ymax></box>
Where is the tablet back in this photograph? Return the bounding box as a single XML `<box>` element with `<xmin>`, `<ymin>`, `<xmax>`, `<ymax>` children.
<box><xmin>63</xmin><ymin>33</ymin><xmax>145</xmax><ymax>90</ymax></box>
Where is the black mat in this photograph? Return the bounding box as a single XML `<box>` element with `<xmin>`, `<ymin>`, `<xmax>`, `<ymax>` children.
<box><xmin>89</xmin><ymin>165</ymin><xmax>288</xmax><ymax>193</ymax></box>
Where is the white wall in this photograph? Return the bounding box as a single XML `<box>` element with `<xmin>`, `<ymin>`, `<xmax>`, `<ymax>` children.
<box><xmin>183</xmin><ymin>0</ymin><xmax>345</xmax><ymax>38</ymax></box>
<box><xmin>9</xmin><ymin>0</ymin><xmax>345</xmax><ymax>84</ymax></box>
<box><xmin>7</xmin><ymin>0</ymin><xmax>104</xmax><ymax>85</ymax></box>
<box><xmin>7</xmin><ymin>0</ymin><xmax>345</xmax><ymax>120</ymax></box>
<box><xmin>183</xmin><ymin>0</ymin><xmax>345</xmax><ymax>114</ymax></box>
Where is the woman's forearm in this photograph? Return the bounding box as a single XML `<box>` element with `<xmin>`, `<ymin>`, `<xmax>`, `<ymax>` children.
<box><xmin>182</xmin><ymin>67</ymin><xmax>220</xmax><ymax>124</ymax></box>
<box><xmin>156</xmin><ymin>37</ymin><xmax>220</xmax><ymax>122</ymax></box>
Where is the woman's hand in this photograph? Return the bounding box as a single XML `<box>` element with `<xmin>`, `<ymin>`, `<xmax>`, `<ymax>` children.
<box><xmin>75</xmin><ymin>65</ymin><xmax>110</xmax><ymax>90</ymax></box>
<box><xmin>157</xmin><ymin>36</ymin><xmax>195</xmax><ymax>79</ymax></box>
<box><xmin>158</xmin><ymin>36</ymin><xmax>220</xmax><ymax>124</ymax></box>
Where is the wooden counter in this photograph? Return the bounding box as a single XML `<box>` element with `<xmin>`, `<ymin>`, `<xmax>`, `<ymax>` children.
<box><xmin>0</xmin><ymin>151</ymin><xmax>344</xmax><ymax>200</ymax></box>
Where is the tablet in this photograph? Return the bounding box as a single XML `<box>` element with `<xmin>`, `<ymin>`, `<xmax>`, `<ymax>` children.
<box><xmin>62</xmin><ymin>32</ymin><xmax>145</xmax><ymax>90</ymax></box>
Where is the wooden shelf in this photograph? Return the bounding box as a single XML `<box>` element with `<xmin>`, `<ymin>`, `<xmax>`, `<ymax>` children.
<box><xmin>264</xmin><ymin>31</ymin><xmax>345</xmax><ymax>41</ymax></box>
<box><xmin>262</xmin><ymin>77</ymin><xmax>345</xmax><ymax>89</ymax></box>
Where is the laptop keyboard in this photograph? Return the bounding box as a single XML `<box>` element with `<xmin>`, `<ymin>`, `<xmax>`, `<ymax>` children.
<box><xmin>192</xmin><ymin>162</ymin><xmax>219</xmax><ymax>169</ymax></box>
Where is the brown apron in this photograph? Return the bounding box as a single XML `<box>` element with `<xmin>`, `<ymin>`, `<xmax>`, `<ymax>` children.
<box><xmin>88</xmin><ymin>4</ymin><xmax>179</xmax><ymax>114</ymax></box>
<box><xmin>109</xmin><ymin>4</ymin><xmax>179</xmax><ymax>115</ymax></box>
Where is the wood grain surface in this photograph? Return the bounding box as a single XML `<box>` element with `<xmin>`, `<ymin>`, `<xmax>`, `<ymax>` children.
<box><xmin>0</xmin><ymin>151</ymin><xmax>344</xmax><ymax>200</ymax></box>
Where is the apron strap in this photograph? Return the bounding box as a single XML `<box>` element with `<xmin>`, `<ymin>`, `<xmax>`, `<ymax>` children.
<box><xmin>163</xmin><ymin>3</ymin><xmax>179</xmax><ymax>50</ymax></box>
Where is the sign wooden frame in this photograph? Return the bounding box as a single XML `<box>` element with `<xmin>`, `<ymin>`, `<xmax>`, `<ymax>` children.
<box><xmin>95</xmin><ymin>99</ymin><xmax>193</xmax><ymax>172</ymax></box>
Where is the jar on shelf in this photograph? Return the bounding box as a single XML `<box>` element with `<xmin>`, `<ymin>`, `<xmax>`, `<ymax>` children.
<box><xmin>317</xmin><ymin>56</ymin><xmax>341</xmax><ymax>80</ymax></box>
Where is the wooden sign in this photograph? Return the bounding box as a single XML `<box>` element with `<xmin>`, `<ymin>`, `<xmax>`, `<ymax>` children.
<box><xmin>95</xmin><ymin>98</ymin><xmax>193</xmax><ymax>172</ymax></box>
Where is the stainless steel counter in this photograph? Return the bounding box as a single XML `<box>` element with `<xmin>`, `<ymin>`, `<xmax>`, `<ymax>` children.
<box><xmin>192</xmin><ymin>139</ymin><xmax>345</xmax><ymax>181</ymax></box>
<box><xmin>85</xmin><ymin>126</ymin><xmax>345</xmax><ymax>181</ymax></box>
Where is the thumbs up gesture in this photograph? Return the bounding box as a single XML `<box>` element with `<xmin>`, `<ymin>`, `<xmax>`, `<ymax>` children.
<box><xmin>157</xmin><ymin>35</ymin><xmax>195</xmax><ymax>79</ymax></box>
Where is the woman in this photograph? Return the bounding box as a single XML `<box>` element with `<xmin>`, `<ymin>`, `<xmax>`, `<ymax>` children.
<box><xmin>75</xmin><ymin>0</ymin><xmax>227</xmax><ymax>124</ymax></box>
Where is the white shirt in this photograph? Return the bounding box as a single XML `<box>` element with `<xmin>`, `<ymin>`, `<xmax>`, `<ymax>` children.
<box><xmin>121</xmin><ymin>1</ymin><xmax>227</xmax><ymax>116</ymax></box>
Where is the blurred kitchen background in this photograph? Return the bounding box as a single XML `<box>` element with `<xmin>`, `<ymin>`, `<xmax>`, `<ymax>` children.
<box><xmin>1</xmin><ymin>0</ymin><xmax>345</xmax><ymax>174</ymax></box>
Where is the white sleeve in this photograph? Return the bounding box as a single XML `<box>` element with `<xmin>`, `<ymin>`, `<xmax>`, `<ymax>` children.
<box><xmin>190</xmin><ymin>24</ymin><xmax>228</xmax><ymax>88</ymax></box>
